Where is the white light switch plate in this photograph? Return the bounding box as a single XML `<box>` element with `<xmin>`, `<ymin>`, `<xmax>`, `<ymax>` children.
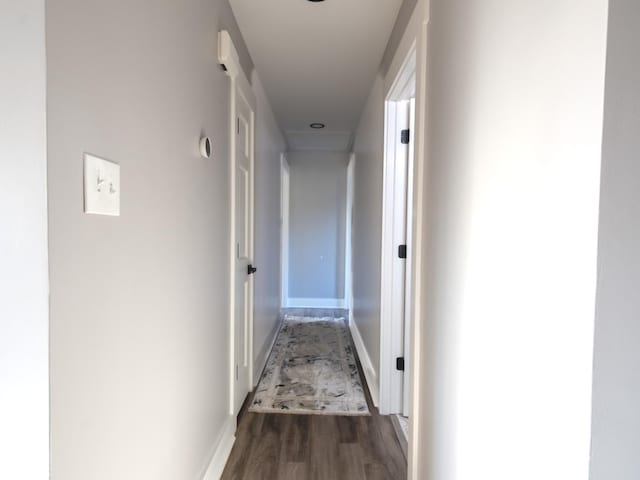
<box><xmin>84</xmin><ymin>153</ymin><xmax>120</xmax><ymax>216</ymax></box>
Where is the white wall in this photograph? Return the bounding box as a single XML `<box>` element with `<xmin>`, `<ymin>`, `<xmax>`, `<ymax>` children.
<box><xmin>287</xmin><ymin>151</ymin><xmax>348</xmax><ymax>305</ymax></box>
<box><xmin>418</xmin><ymin>1</ymin><xmax>608</xmax><ymax>479</ymax></box>
<box><xmin>589</xmin><ymin>1</ymin><xmax>640</xmax><ymax>478</ymax></box>
<box><xmin>46</xmin><ymin>0</ymin><xmax>255</xmax><ymax>478</ymax></box>
<box><xmin>351</xmin><ymin>76</ymin><xmax>385</xmax><ymax>382</ymax></box>
<box><xmin>252</xmin><ymin>71</ymin><xmax>287</xmax><ymax>383</ymax></box>
<box><xmin>0</xmin><ymin>1</ymin><xmax>49</xmax><ymax>478</ymax></box>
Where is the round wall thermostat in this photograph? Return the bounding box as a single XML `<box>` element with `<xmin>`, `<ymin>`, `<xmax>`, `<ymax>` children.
<box><xmin>199</xmin><ymin>136</ymin><xmax>212</xmax><ymax>159</ymax></box>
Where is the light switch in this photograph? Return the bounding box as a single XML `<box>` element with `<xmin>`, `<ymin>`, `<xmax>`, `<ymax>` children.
<box><xmin>84</xmin><ymin>153</ymin><xmax>120</xmax><ymax>216</ymax></box>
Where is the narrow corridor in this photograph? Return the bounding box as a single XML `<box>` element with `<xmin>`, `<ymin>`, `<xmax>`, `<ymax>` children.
<box><xmin>222</xmin><ymin>315</ymin><xmax>406</xmax><ymax>480</ymax></box>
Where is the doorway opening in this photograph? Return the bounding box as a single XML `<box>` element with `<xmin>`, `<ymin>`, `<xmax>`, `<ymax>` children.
<box><xmin>379</xmin><ymin>44</ymin><xmax>417</xmax><ymax>449</ymax></box>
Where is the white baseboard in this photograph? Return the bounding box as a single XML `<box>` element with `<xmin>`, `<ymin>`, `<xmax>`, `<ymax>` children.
<box><xmin>349</xmin><ymin>317</ymin><xmax>379</xmax><ymax>407</ymax></box>
<box><xmin>253</xmin><ymin>316</ymin><xmax>282</xmax><ymax>386</ymax></box>
<box><xmin>286</xmin><ymin>298</ymin><xmax>346</xmax><ymax>308</ymax></box>
<box><xmin>201</xmin><ymin>416</ymin><xmax>236</xmax><ymax>480</ymax></box>
<box><xmin>390</xmin><ymin>414</ymin><xmax>408</xmax><ymax>460</ymax></box>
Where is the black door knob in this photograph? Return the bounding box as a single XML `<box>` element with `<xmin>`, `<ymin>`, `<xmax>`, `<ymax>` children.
<box><xmin>247</xmin><ymin>264</ymin><xmax>257</xmax><ymax>275</ymax></box>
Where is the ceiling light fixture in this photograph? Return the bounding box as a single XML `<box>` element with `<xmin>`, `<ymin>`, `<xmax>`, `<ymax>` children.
<box><xmin>307</xmin><ymin>0</ymin><xmax>325</xmax><ymax>2</ymax></box>
<box><xmin>310</xmin><ymin>123</ymin><xmax>325</xmax><ymax>129</ymax></box>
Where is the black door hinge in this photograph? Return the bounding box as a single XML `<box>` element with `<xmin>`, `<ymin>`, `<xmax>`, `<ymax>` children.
<box><xmin>398</xmin><ymin>244</ymin><xmax>407</xmax><ymax>259</ymax></box>
<box><xmin>400</xmin><ymin>129</ymin><xmax>410</xmax><ymax>145</ymax></box>
<box><xmin>396</xmin><ymin>357</ymin><xmax>405</xmax><ymax>371</ymax></box>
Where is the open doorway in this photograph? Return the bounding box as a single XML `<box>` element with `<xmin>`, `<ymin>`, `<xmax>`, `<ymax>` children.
<box><xmin>380</xmin><ymin>44</ymin><xmax>417</xmax><ymax>451</ymax></box>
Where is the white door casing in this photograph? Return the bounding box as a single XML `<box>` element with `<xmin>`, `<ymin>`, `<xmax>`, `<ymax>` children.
<box><xmin>280</xmin><ymin>155</ymin><xmax>290</xmax><ymax>308</ymax></box>
<box><xmin>219</xmin><ymin>30</ymin><xmax>257</xmax><ymax>416</ymax></box>
<box><xmin>345</xmin><ymin>154</ymin><xmax>355</xmax><ymax>312</ymax></box>
<box><xmin>380</xmin><ymin>43</ymin><xmax>417</xmax><ymax>415</ymax></box>
<box><xmin>403</xmin><ymin>97</ymin><xmax>416</xmax><ymax>417</ymax></box>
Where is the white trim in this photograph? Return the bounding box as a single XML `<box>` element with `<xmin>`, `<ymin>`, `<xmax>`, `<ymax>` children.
<box><xmin>406</xmin><ymin>20</ymin><xmax>429</xmax><ymax>480</ymax></box>
<box><xmin>345</xmin><ymin>154</ymin><xmax>355</xmax><ymax>312</ymax></box>
<box><xmin>219</xmin><ymin>29</ymin><xmax>256</xmax><ymax>417</ymax></box>
<box><xmin>379</xmin><ymin>42</ymin><xmax>417</xmax><ymax>416</ymax></box>
<box><xmin>217</xmin><ymin>31</ymin><xmax>241</xmax><ymax>78</ymax></box>
<box><xmin>247</xmin><ymin>87</ymin><xmax>256</xmax><ymax>410</ymax></box>
<box><xmin>286</xmin><ymin>298</ymin><xmax>345</xmax><ymax>309</ymax></box>
<box><xmin>388</xmin><ymin>46</ymin><xmax>417</xmax><ymax>102</ymax></box>
<box><xmin>402</xmin><ymin>97</ymin><xmax>416</xmax><ymax>417</ymax></box>
<box><xmin>349</xmin><ymin>317</ymin><xmax>379</xmax><ymax>407</ymax></box>
<box><xmin>280</xmin><ymin>154</ymin><xmax>290</xmax><ymax>308</ymax></box>
<box><xmin>201</xmin><ymin>416</ymin><xmax>236</xmax><ymax>480</ymax></box>
<box><xmin>390</xmin><ymin>414</ymin><xmax>409</xmax><ymax>459</ymax></box>
<box><xmin>253</xmin><ymin>316</ymin><xmax>282</xmax><ymax>386</ymax></box>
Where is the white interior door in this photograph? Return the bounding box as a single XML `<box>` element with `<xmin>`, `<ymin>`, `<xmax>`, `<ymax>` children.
<box><xmin>392</xmin><ymin>100</ymin><xmax>410</xmax><ymax>415</ymax></box>
<box><xmin>233</xmin><ymin>85</ymin><xmax>255</xmax><ymax>415</ymax></box>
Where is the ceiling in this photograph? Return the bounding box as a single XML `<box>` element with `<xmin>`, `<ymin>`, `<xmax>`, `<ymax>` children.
<box><xmin>229</xmin><ymin>0</ymin><xmax>403</xmax><ymax>152</ymax></box>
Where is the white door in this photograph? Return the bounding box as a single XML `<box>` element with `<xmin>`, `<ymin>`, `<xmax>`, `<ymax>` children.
<box><xmin>233</xmin><ymin>86</ymin><xmax>255</xmax><ymax>415</ymax></box>
<box><xmin>392</xmin><ymin>99</ymin><xmax>410</xmax><ymax>416</ymax></box>
<box><xmin>381</xmin><ymin>94</ymin><xmax>415</xmax><ymax>415</ymax></box>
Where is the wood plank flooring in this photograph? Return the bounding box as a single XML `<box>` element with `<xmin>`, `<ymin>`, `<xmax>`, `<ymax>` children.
<box><xmin>221</xmin><ymin>331</ymin><xmax>407</xmax><ymax>480</ymax></box>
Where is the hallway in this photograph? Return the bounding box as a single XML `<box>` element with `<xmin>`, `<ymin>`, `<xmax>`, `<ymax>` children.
<box><xmin>221</xmin><ymin>319</ymin><xmax>406</xmax><ymax>480</ymax></box>
<box><xmin>4</xmin><ymin>0</ymin><xmax>640</xmax><ymax>479</ymax></box>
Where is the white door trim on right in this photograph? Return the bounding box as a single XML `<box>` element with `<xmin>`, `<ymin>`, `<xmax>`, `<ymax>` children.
<box><xmin>379</xmin><ymin>42</ymin><xmax>417</xmax><ymax>416</ymax></box>
<box><xmin>406</xmin><ymin>22</ymin><xmax>429</xmax><ymax>480</ymax></box>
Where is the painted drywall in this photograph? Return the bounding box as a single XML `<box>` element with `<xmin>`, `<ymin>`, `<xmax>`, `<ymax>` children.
<box><xmin>589</xmin><ymin>1</ymin><xmax>640</xmax><ymax>478</ymax></box>
<box><xmin>417</xmin><ymin>1</ymin><xmax>608</xmax><ymax>479</ymax></box>
<box><xmin>0</xmin><ymin>1</ymin><xmax>49</xmax><ymax>478</ymax></box>
<box><xmin>351</xmin><ymin>75</ymin><xmax>385</xmax><ymax>384</ymax></box>
<box><xmin>380</xmin><ymin>0</ymin><xmax>418</xmax><ymax>75</ymax></box>
<box><xmin>229</xmin><ymin>0</ymin><xmax>402</xmax><ymax>149</ymax></box>
<box><xmin>251</xmin><ymin>71</ymin><xmax>286</xmax><ymax>384</ymax></box>
<box><xmin>288</xmin><ymin>151</ymin><xmax>348</xmax><ymax>303</ymax></box>
<box><xmin>46</xmin><ymin>0</ymin><xmax>256</xmax><ymax>478</ymax></box>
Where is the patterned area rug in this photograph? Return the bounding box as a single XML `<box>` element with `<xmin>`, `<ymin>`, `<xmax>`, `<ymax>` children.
<box><xmin>249</xmin><ymin>316</ymin><xmax>370</xmax><ymax>416</ymax></box>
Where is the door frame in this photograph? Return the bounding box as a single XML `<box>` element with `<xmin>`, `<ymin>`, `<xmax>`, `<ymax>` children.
<box><xmin>219</xmin><ymin>30</ymin><xmax>257</xmax><ymax>416</ymax></box>
<box><xmin>280</xmin><ymin>153</ymin><xmax>290</xmax><ymax>308</ymax></box>
<box><xmin>345</xmin><ymin>154</ymin><xmax>355</xmax><ymax>312</ymax></box>
<box><xmin>379</xmin><ymin>42</ymin><xmax>417</xmax><ymax>415</ymax></box>
<box><xmin>383</xmin><ymin>18</ymin><xmax>429</xmax><ymax>480</ymax></box>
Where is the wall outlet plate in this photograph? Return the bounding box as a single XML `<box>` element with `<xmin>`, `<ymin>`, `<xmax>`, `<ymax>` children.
<box><xmin>83</xmin><ymin>153</ymin><xmax>120</xmax><ymax>216</ymax></box>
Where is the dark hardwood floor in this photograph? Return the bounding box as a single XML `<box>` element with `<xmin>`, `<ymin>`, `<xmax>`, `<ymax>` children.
<box><xmin>221</xmin><ymin>332</ymin><xmax>407</xmax><ymax>480</ymax></box>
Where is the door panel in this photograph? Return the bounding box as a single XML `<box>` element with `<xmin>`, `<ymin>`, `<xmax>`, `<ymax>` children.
<box><xmin>233</xmin><ymin>86</ymin><xmax>254</xmax><ymax>415</ymax></box>
<box><xmin>392</xmin><ymin>100</ymin><xmax>410</xmax><ymax>415</ymax></box>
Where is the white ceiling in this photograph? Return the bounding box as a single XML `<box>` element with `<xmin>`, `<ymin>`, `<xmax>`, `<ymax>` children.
<box><xmin>229</xmin><ymin>0</ymin><xmax>403</xmax><ymax>152</ymax></box>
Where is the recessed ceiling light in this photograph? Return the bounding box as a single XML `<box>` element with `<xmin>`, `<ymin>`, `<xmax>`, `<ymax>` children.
<box><xmin>307</xmin><ymin>0</ymin><xmax>325</xmax><ymax>2</ymax></box>
<box><xmin>310</xmin><ymin>123</ymin><xmax>325</xmax><ymax>129</ymax></box>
